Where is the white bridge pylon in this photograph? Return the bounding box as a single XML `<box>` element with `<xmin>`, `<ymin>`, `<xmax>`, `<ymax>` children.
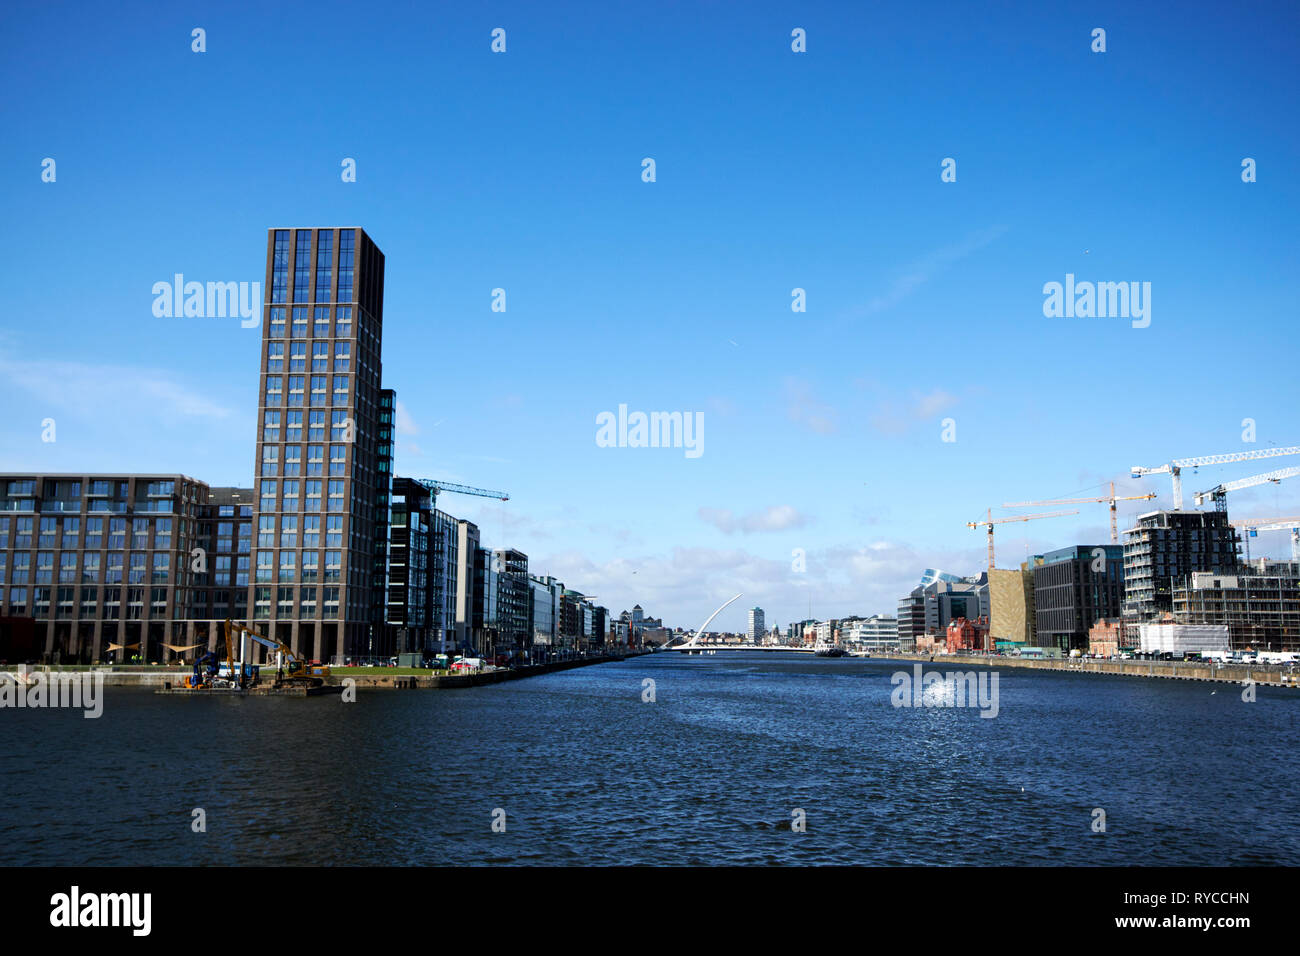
<box><xmin>683</xmin><ymin>593</ymin><xmax>743</xmax><ymax>648</ymax></box>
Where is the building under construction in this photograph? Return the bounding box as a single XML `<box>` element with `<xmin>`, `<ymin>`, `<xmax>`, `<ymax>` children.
<box><xmin>1172</xmin><ymin>561</ymin><xmax>1300</xmax><ymax>650</ymax></box>
<box><xmin>1122</xmin><ymin>510</ymin><xmax>1240</xmax><ymax>621</ymax></box>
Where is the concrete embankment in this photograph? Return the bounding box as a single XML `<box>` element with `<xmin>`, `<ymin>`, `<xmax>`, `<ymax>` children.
<box><xmin>15</xmin><ymin>652</ymin><xmax>647</xmax><ymax>691</ymax></box>
<box><xmin>885</xmin><ymin>652</ymin><xmax>1300</xmax><ymax>688</ymax></box>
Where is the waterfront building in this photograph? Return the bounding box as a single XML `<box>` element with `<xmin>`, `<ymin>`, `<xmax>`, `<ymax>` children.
<box><xmin>841</xmin><ymin>614</ymin><xmax>899</xmax><ymax>652</ymax></box>
<box><xmin>945</xmin><ymin>616</ymin><xmax>988</xmax><ymax>653</ymax></box>
<box><xmin>1032</xmin><ymin>544</ymin><xmax>1125</xmax><ymax>652</ymax></box>
<box><xmin>1088</xmin><ymin>618</ymin><xmax>1122</xmax><ymax>656</ymax></box>
<box><xmin>0</xmin><ymin>474</ymin><xmax>217</xmax><ymax>662</ymax></box>
<box><xmin>747</xmin><ymin>606</ymin><xmax>765</xmax><ymax>642</ymax></box>
<box><xmin>494</xmin><ymin>548</ymin><xmax>530</xmax><ymax>657</ymax></box>
<box><xmin>1138</xmin><ymin>622</ymin><xmax>1230</xmax><ymax>656</ymax></box>
<box><xmin>988</xmin><ymin>567</ymin><xmax>1036</xmax><ymax>647</ymax></box>
<box><xmin>1171</xmin><ymin>561</ymin><xmax>1300</xmax><ymax>650</ymax></box>
<box><xmin>386</xmin><ymin>477</ymin><xmax>433</xmax><ymax>656</ymax></box>
<box><xmin>1122</xmin><ymin>510</ymin><xmax>1239</xmax><ymax>622</ymax></box>
<box><xmin>251</xmin><ymin>226</ymin><xmax>390</xmax><ymax>663</ymax></box>
<box><xmin>895</xmin><ymin>592</ymin><xmax>924</xmax><ymax>651</ymax></box>
<box><xmin>453</xmin><ymin>518</ymin><xmax>480</xmax><ymax>652</ymax></box>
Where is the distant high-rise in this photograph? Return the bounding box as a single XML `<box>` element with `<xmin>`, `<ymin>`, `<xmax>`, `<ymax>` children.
<box><xmin>250</xmin><ymin>227</ymin><xmax>388</xmax><ymax>664</ymax></box>
<box><xmin>1123</xmin><ymin>510</ymin><xmax>1239</xmax><ymax>621</ymax></box>
<box><xmin>747</xmin><ymin>606</ymin><xmax>765</xmax><ymax>642</ymax></box>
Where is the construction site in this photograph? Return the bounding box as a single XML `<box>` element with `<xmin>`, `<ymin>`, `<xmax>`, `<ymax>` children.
<box><xmin>934</xmin><ymin>446</ymin><xmax>1300</xmax><ymax>656</ymax></box>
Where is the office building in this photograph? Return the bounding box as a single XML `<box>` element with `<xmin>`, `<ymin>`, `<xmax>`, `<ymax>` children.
<box><xmin>1032</xmin><ymin>544</ymin><xmax>1124</xmax><ymax>652</ymax></box>
<box><xmin>250</xmin><ymin>226</ymin><xmax>389</xmax><ymax>664</ymax></box>
<box><xmin>747</xmin><ymin>606</ymin><xmax>765</xmax><ymax>642</ymax></box>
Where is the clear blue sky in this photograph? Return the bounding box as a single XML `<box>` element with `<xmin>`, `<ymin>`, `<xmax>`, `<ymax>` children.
<box><xmin>2</xmin><ymin>1</ymin><xmax>1298</xmax><ymax>632</ymax></box>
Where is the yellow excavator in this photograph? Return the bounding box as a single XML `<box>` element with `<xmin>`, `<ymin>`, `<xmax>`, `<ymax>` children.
<box><xmin>224</xmin><ymin>619</ymin><xmax>329</xmax><ymax>689</ymax></box>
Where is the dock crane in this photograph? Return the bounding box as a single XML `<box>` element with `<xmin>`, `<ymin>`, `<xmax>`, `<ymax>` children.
<box><xmin>1131</xmin><ymin>446</ymin><xmax>1300</xmax><ymax>511</ymax></box>
<box><xmin>1229</xmin><ymin>515</ymin><xmax>1300</xmax><ymax>563</ymax></box>
<box><xmin>967</xmin><ymin>509</ymin><xmax>1079</xmax><ymax>571</ymax></box>
<box><xmin>1003</xmin><ymin>481</ymin><xmax>1157</xmax><ymax>543</ymax></box>
<box><xmin>1193</xmin><ymin>466</ymin><xmax>1300</xmax><ymax>510</ymax></box>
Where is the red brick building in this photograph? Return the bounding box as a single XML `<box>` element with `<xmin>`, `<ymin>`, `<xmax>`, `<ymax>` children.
<box><xmin>946</xmin><ymin>616</ymin><xmax>989</xmax><ymax>653</ymax></box>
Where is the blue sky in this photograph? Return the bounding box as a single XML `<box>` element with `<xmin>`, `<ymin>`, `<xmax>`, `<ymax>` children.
<box><xmin>2</xmin><ymin>1</ymin><xmax>1298</xmax><ymax>632</ymax></box>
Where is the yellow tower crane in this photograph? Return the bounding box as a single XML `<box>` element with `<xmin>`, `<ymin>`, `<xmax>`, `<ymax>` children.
<box><xmin>967</xmin><ymin>509</ymin><xmax>1079</xmax><ymax>571</ymax></box>
<box><xmin>1002</xmin><ymin>481</ymin><xmax>1158</xmax><ymax>543</ymax></box>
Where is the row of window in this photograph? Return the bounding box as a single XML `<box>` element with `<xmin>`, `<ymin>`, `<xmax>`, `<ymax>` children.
<box><xmin>262</xmin><ymin>375</ymin><xmax>352</xmax><ymax>408</ymax></box>
<box><xmin>0</xmin><ymin>551</ymin><xmax>175</xmax><ymax>585</ymax></box>
<box><xmin>270</xmin><ymin>230</ymin><xmax>355</xmax><ymax>305</ymax></box>
<box><xmin>266</xmin><ymin>340</ymin><xmax>351</xmax><ymax>372</ymax></box>
<box><xmin>267</xmin><ymin>305</ymin><xmax>354</xmax><ymax>339</ymax></box>
<box><xmin>0</xmin><ymin>517</ymin><xmax>182</xmax><ymax>550</ymax></box>
<box><xmin>258</xmin><ymin>479</ymin><xmax>349</xmax><ymax>513</ymax></box>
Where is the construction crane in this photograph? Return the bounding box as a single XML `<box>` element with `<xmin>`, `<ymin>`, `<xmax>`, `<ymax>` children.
<box><xmin>414</xmin><ymin>478</ymin><xmax>509</xmax><ymax>510</ymax></box>
<box><xmin>1230</xmin><ymin>515</ymin><xmax>1300</xmax><ymax>563</ymax></box>
<box><xmin>1131</xmin><ymin>446</ymin><xmax>1300</xmax><ymax>510</ymax></box>
<box><xmin>967</xmin><ymin>509</ymin><xmax>1079</xmax><ymax>571</ymax></box>
<box><xmin>1003</xmin><ymin>481</ymin><xmax>1157</xmax><ymax>543</ymax></box>
<box><xmin>1193</xmin><ymin>465</ymin><xmax>1300</xmax><ymax>510</ymax></box>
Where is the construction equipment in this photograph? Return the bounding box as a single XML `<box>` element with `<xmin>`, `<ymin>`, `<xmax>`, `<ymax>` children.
<box><xmin>1131</xmin><ymin>446</ymin><xmax>1300</xmax><ymax>511</ymax></box>
<box><xmin>414</xmin><ymin>478</ymin><xmax>509</xmax><ymax>509</ymax></box>
<box><xmin>967</xmin><ymin>509</ymin><xmax>1079</xmax><ymax>570</ymax></box>
<box><xmin>1193</xmin><ymin>466</ymin><xmax>1300</xmax><ymax>510</ymax></box>
<box><xmin>1229</xmin><ymin>516</ymin><xmax>1300</xmax><ymax>563</ymax></box>
<box><xmin>1003</xmin><ymin>481</ymin><xmax>1157</xmax><ymax>543</ymax></box>
<box><xmin>226</xmin><ymin>619</ymin><xmax>329</xmax><ymax>688</ymax></box>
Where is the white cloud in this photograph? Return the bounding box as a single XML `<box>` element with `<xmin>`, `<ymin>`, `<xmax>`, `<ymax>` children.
<box><xmin>698</xmin><ymin>504</ymin><xmax>810</xmax><ymax>534</ymax></box>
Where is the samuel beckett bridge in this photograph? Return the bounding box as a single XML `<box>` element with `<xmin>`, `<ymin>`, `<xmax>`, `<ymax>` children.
<box><xmin>669</xmin><ymin>593</ymin><xmax>815</xmax><ymax>654</ymax></box>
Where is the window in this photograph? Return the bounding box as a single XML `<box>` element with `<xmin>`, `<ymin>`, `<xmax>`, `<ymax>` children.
<box><xmin>292</xmin><ymin>306</ymin><xmax>308</xmax><ymax>338</ymax></box>
<box><xmin>308</xmin><ymin>410</ymin><xmax>325</xmax><ymax>442</ymax></box>
<box><xmin>258</xmin><ymin>515</ymin><xmax>276</xmax><ymax>547</ymax></box>
<box><xmin>152</xmin><ymin>553</ymin><xmax>170</xmax><ymax>583</ymax></box>
<box><xmin>271</xmin><ymin>231</ymin><xmax>290</xmax><ymax>303</ymax></box>
<box><xmin>260</xmin><ymin>479</ymin><xmax>277</xmax><ymax>512</ymax></box>
<box><xmin>59</xmin><ymin>553</ymin><xmax>77</xmax><ymax>583</ymax></box>
<box><xmin>301</xmin><ymin>549</ymin><xmax>319</xmax><ymax>582</ymax></box>
<box><xmin>236</xmin><ymin>556</ymin><xmax>250</xmax><ymax>587</ymax></box>
<box><xmin>0</xmin><ymin>553</ymin><xmax>6</xmax><ymax>585</ymax></box>
<box><xmin>333</xmin><ymin>341</ymin><xmax>351</xmax><ymax>372</ymax></box>
<box><xmin>327</xmin><ymin>480</ymin><xmax>345</xmax><ymax>513</ymax></box>
<box><xmin>329</xmin><ymin>445</ymin><xmax>347</xmax><ymax>477</ymax></box>
<box><xmin>256</xmin><ymin>551</ymin><xmax>273</xmax><ymax>583</ymax></box>
<box><xmin>311</xmin><ymin>375</ymin><xmax>327</xmax><ymax>406</ymax></box>
<box><xmin>269</xmin><ymin>305</ymin><xmax>286</xmax><ymax>337</ymax></box>
<box><xmin>324</xmin><ymin>551</ymin><xmax>341</xmax><ymax>582</ymax></box>
<box><xmin>282</xmin><ymin>480</ymin><xmax>299</xmax><ymax>511</ymax></box>
<box><xmin>108</xmin><ymin>518</ymin><xmax>125</xmax><ymax>549</ymax></box>
<box><xmin>39</xmin><ymin>517</ymin><xmax>56</xmax><ymax>547</ymax></box>
<box><xmin>303</xmin><ymin>516</ymin><xmax>320</xmax><ymax>548</ymax></box>
<box><xmin>280</xmin><ymin>515</ymin><xmax>298</xmax><ymax>547</ymax></box>
<box><xmin>36</xmin><ymin>551</ymin><xmax>55</xmax><ymax>584</ymax></box>
<box><xmin>294</xmin><ymin>230</ymin><xmax>312</xmax><ymax>302</ymax></box>
<box><xmin>300</xmin><ymin>586</ymin><xmax>317</xmax><ymax>614</ymax></box>
<box><xmin>331</xmin><ymin>411</ymin><xmax>350</xmax><ymax>441</ymax></box>
<box><xmin>315</xmin><ymin>229</ymin><xmax>333</xmax><ymax>303</ymax></box>
<box><xmin>332</xmin><ymin>375</ymin><xmax>349</xmax><ymax>405</ymax></box>
<box><xmin>337</xmin><ymin>231</ymin><xmax>354</xmax><ymax>303</ymax></box>
<box><xmin>278</xmin><ymin>551</ymin><xmax>296</xmax><ymax>580</ymax></box>
<box><xmin>129</xmin><ymin>553</ymin><xmax>146</xmax><ymax>584</ymax></box>
<box><xmin>314</xmin><ymin>306</ymin><xmax>330</xmax><ymax>337</ymax></box>
<box><xmin>312</xmin><ymin>342</ymin><xmax>329</xmax><ymax>372</ymax></box>
<box><xmin>261</xmin><ymin>445</ymin><xmax>279</xmax><ymax>477</ymax></box>
<box><xmin>290</xmin><ymin>341</ymin><xmax>306</xmax><ymax>373</ymax></box>
<box><xmin>326</xmin><ymin>515</ymin><xmax>343</xmax><ymax>547</ymax></box>
<box><xmin>254</xmin><ymin>586</ymin><xmax>271</xmax><ymax>619</ymax></box>
<box><xmin>288</xmin><ymin>375</ymin><xmax>305</xmax><ymax>407</ymax></box>
<box><xmin>286</xmin><ymin>410</ymin><xmax>303</xmax><ymax>442</ymax></box>
<box><xmin>132</xmin><ymin>518</ymin><xmax>149</xmax><ymax>549</ymax></box>
<box><xmin>323</xmin><ymin>586</ymin><xmax>340</xmax><ymax>618</ymax></box>
<box><xmin>284</xmin><ymin>443</ymin><xmax>302</xmax><ymax>476</ymax></box>
<box><xmin>105</xmin><ymin>553</ymin><xmax>123</xmax><ymax>584</ymax></box>
<box><xmin>264</xmin><ymin>375</ymin><xmax>282</xmax><ymax>407</ymax></box>
<box><xmin>9</xmin><ymin>587</ymin><xmax>28</xmax><ymax>609</ymax></box>
<box><xmin>61</xmin><ymin>517</ymin><xmax>79</xmax><ymax>550</ymax></box>
<box><xmin>15</xmin><ymin>517</ymin><xmax>32</xmax><ymax>549</ymax></box>
<box><xmin>305</xmin><ymin>480</ymin><xmax>322</xmax><ymax>513</ymax></box>
<box><xmin>278</xmin><ymin>586</ymin><xmax>295</xmax><ymax>615</ymax></box>
<box><xmin>267</xmin><ymin>341</ymin><xmax>284</xmax><ymax>371</ymax></box>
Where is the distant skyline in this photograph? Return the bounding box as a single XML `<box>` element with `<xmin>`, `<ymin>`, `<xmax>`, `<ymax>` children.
<box><xmin>3</xmin><ymin>1</ymin><xmax>1298</xmax><ymax>632</ymax></box>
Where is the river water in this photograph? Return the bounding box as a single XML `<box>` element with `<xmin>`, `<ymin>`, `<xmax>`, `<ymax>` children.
<box><xmin>1</xmin><ymin>652</ymin><xmax>1295</xmax><ymax>865</ymax></box>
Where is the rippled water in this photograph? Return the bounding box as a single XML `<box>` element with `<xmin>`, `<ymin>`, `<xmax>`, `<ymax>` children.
<box><xmin>1</xmin><ymin>653</ymin><xmax>1296</xmax><ymax>865</ymax></box>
